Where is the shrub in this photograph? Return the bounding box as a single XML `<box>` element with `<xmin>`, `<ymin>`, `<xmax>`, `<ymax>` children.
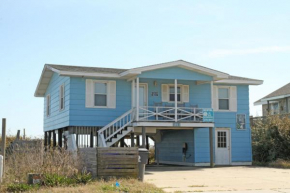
<box><xmin>252</xmin><ymin>115</ymin><xmax>290</xmax><ymax>162</ymax></box>
<box><xmin>6</xmin><ymin>183</ymin><xmax>39</xmax><ymax>192</ymax></box>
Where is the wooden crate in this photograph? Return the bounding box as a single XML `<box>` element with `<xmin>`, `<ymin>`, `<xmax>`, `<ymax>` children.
<box><xmin>97</xmin><ymin>147</ymin><xmax>138</xmax><ymax>178</ymax></box>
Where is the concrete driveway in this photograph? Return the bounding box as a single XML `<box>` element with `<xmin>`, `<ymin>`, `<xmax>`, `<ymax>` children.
<box><xmin>144</xmin><ymin>165</ymin><xmax>290</xmax><ymax>193</ymax></box>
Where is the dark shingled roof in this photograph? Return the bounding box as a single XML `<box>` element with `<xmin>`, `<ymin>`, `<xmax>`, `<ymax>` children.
<box><xmin>255</xmin><ymin>82</ymin><xmax>290</xmax><ymax>103</ymax></box>
<box><xmin>47</xmin><ymin>64</ymin><xmax>128</xmax><ymax>74</ymax></box>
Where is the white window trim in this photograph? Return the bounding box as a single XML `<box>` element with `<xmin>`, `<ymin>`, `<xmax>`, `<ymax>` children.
<box><xmin>59</xmin><ymin>84</ymin><xmax>65</xmax><ymax>111</ymax></box>
<box><xmin>217</xmin><ymin>86</ymin><xmax>231</xmax><ymax>112</ymax></box>
<box><xmin>46</xmin><ymin>94</ymin><xmax>51</xmax><ymax>117</ymax></box>
<box><xmin>93</xmin><ymin>80</ymin><xmax>109</xmax><ymax>108</ymax></box>
<box><xmin>167</xmin><ymin>84</ymin><xmax>186</xmax><ymax>103</ymax></box>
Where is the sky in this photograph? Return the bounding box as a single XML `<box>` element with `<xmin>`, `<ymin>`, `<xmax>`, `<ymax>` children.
<box><xmin>0</xmin><ymin>0</ymin><xmax>290</xmax><ymax>138</ymax></box>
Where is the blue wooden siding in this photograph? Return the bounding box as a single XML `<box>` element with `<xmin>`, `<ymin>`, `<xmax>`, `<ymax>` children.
<box><xmin>138</xmin><ymin>67</ymin><xmax>213</xmax><ymax>81</ymax></box>
<box><xmin>155</xmin><ymin>130</ymin><xmax>194</xmax><ymax>163</ymax></box>
<box><xmin>69</xmin><ymin>77</ymin><xmax>131</xmax><ymax>126</ymax></box>
<box><xmin>44</xmin><ymin>73</ymin><xmax>70</xmax><ymax>131</ymax></box>
<box><xmin>194</xmin><ymin>128</ymin><xmax>210</xmax><ymax>163</ymax></box>
<box><xmin>140</xmin><ymin>78</ymin><xmax>211</xmax><ymax>108</ymax></box>
<box><xmin>214</xmin><ymin>84</ymin><xmax>252</xmax><ymax>162</ymax></box>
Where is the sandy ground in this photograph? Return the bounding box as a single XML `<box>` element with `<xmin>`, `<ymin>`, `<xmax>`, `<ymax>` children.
<box><xmin>144</xmin><ymin>165</ymin><xmax>290</xmax><ymax>193</ymax></box>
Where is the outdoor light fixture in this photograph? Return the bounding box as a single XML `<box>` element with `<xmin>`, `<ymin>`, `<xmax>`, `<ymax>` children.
<box><xmin>154</xmin><ymin>81</ymin><xmax>157</xmax><ymax>86</ymax></box>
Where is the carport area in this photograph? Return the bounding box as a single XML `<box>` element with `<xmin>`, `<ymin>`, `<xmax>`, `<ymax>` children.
<box><xmin>145</xmin><ymin>166</ymin><xmax>290</xmax><ymax>193</ymax></box>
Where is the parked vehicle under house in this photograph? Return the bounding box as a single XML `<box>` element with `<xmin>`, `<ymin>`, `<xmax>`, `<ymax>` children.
<box><xmin>35</xmin><ymin>60</ymin><xmax>263</xmax><ymax>166</ymax></box>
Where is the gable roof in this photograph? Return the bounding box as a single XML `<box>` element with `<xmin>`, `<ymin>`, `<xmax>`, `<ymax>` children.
<box><xmin>254</xmin><ymin>82</ymin><xmax>290</xmax><ymax>105</ymax></box>
<box><xmin>35</xmin><ymin>60</ymin><xmax>263</xmax><ymax>97</ymax></box>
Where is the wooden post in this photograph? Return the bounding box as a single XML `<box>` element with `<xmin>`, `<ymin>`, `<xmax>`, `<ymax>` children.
<box><xmin>174</xmin><ymin>79</ymin><xmax>177</xmax><ymax>122</ymax></box>
<box><xmin>44</xmin><ymin>132</ymin><xmax>48</xmax><ymax>148</ymax></box>
<box><xmin>53</xmin><ymin>130</ymin><xmax>56</xmax><ymax>147</ymax></box>
<box><xmin>90</xmin><ymin>130</ymin><xmax>94</xmax><ymax>148</ymax></box>
<box><xmin>142</xmin><ymin>127</ymin><xmax>146</xmax><ymax>148</ymax></box>
<box><xmin>58</xmin><ymin>129</ymin><xmax>62</xmax><ymax>148</ymax></box>
<box><xmin>1</xmin><ymin>118</ymin><xmax>6</xmax><ymax>172</ymax></box>
<box><xmin>23</xmin><ymin>128</ymin><xmax>26</xmax><ymax>139</ymax></box>
<box><xmin>120</xmin><ymin>138</ymin><xmax>125</xmax><ymax>147</ymax></box>
<box><xmin>16</xmin><ymin>130</ymin><xmax>20</xmax><ymax>140</ymax></box>
<box><xmin>267</xmin><ymin>100</ymin><xmax>270</xmax><ymax>115</ymax></box>
<box><xmin>146</xmin><ymin>136</ymin><xmax>149</xmax><ymax>149</ymax></box>
<box><xmin>131</xmin><ymin>132</ymin><xmax>134</xmax><ymax>147</ymax></box>
<box><xmin>48</xmin><ymin>131</ymin><xmax>52</xmax><ymax>148</ymax></box>
<box><xmin>209</xmin><ymin>127</ymin><xmax>214</xmax><ymax>167</ymax></box>
<box><xmin>136</xmin><ymin>135</ymin><xmax>140</xmax><ymax>146</ymax></box>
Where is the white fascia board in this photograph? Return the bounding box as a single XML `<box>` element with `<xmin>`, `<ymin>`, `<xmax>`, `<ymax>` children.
<box><xmin>132</xmin><ymin>121</ymin><xmax>214</xmax><ymax>128</ymax></box>
<box><xmin>261</xmin><ymin>94</ymin><xmax>290</xmax><ymax>102</ymax></box>
<box><xmin>254</xmin><ymin>101</ymin><xmax>266</xmax><ymax>106</ymax></box>
<box><xmin>215</xmin><ymin>79</ymin><xmax>263</xmax><ymax>85</ymax></box>
<box><xmin>34</xmin><ymin>65</ymin><xmax>54</xmax><ymax>97</ymax></box>
<box><xmin>58</xmin><ymin>70</ymin><xmax>121</xmax><ymax>78</ymax></box>
<box><xmin>119</xmin><ymin>61</ymin><xmax>229</xmax><ymax>79</ymax></box>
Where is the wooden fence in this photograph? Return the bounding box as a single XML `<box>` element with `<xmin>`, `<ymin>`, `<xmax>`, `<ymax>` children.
<box><xmin>97</xmin><ymin>147</ymin><xmax>138</xmax><ymax>178</ymax></box>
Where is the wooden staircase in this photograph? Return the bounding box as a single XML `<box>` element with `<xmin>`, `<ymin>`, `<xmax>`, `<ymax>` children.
<box><xmin>98</xmin><ymin>109</ymin><xmax>135</xmax><ymax>147</ymax></box>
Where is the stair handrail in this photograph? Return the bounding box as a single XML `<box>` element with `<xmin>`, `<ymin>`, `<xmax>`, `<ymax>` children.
<box><xmin>97</xmin><ymin>108</ymin><xmax>135</xmax><ymax>143</ymax></box>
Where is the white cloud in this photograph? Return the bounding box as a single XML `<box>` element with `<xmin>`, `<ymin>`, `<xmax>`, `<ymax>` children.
<box><xmin>208</xmin><ymin>46</ymin><xmax>290</xmax><ymax>58</ymax></box>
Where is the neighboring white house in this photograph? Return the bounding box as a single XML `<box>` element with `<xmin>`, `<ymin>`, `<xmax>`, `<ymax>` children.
<box><xmin>254</xmin><ymin>82</ymin><xmax>290</xmax><ymax>116</ymax></box>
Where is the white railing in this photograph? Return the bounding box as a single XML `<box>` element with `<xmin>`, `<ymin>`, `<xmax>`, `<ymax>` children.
<box><xmin>138</xmin><ymin>106</ymin><xmax>214</xmax><ymax>122</ymax></box>
<box><xmin>98</xmin><ymin>108</ymin><xmax>135</xmax><ymax>146</ymax></box>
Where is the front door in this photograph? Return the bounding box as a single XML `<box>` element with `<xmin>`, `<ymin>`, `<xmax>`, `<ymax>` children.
<box><xmin>215</xmin><ymin>128</ymin><xmax>231</xmax><ymax>165</ymax></box>
<box><xmin>135</xmin><ymin>84</ymin><xmax>147</xmax><ymax>117</ymax></box>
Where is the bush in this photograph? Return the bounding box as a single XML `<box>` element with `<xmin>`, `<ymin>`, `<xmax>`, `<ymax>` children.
<box><xmin>252</xmin><ymin>115</ymin><xmax>290</xmax><ymax>162</ymax></box>
<box><xmin>6</xmin><ymin>183</ymin><xmax>39</xmax><ymax>192</ymax></box>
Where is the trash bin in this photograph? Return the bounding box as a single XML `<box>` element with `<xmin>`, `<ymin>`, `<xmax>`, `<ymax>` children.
<box><xmin>138</xmin><ymin>148</ymin><xmax>149</xmax><ymax>181</ymax></box>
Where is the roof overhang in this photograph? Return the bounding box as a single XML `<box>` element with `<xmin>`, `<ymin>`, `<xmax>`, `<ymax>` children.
<box><xmin>254</xmin><ymin>94</ymin><xmax>290</xmax><ymax>106</ymax></box>
<box><xmin>119</xmin><ymin>60</ymin><xmax>229</xmax><ymax>80</ymax></box>
<box><xmin>215</xmin><ymin>79</ymin><xmax>263</xmax><ymax>85</ymax></box>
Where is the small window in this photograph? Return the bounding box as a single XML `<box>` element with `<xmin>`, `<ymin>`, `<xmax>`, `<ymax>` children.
<box><xmin>94</xmin><ymin>82</ymin><xmax>107</xmax><ymax>106</ymax></box>
<box><xmin>59</xmin><ymin>84</ymin><xmax>65</xmax><ymax>110</ymax></box>
<box><xmin>169</xmin><ymin>86</ymin><xmax>181</xmax><ymax>102</ymax></box>
<box><xmin>46</xmin><ymin>95</ymin><xmax>50</xmax><ymax>117</ymax></box>
<box><xmin>217</xmin><ymin>131</ymin><xmax>227</xmax><ymax>148</ymax></box>
<box><xmin>218</xmin><ymin>88</ymin><xmax>229</xmax><ymax>110</ymax></box>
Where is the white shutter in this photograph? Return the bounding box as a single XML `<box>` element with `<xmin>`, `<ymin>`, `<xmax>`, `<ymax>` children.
<box><xmin>107</xmin><ymin>81</ymin><xmax>116</xmax><ymax>108</ymax></box>
<box><xmin>212</xmin><ymin>85</ymin><xmax>218</xmax><ymax>111</ymax></box>
<box><xmin>85</xmin><ymin>79</ymin><xmax>94</xmax><ymax>108</ymax></box>
<box><xmin>161</xmin><ymin>84</ymin><xmax>169</xmax><ymax>102</ymax></box>
<box><xmin>230</xmin><ymin>86</ymin><xmax>237</xmax><ymax>112</ymax></box>
<box><xmin>182</xmin><ymin>85</ymin><xmax>189</xmax><ymax>102</ymax></box>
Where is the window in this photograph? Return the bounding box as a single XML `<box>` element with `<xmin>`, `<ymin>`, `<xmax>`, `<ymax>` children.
<box><xmin>94</xmin><ymin>82</ymin><xmax>107</xmax><ymax>106</ymax></box>
<box><xmin>217</xmin><ymin>131</ymin><xmax>227</xmax><ymax>148</ymax></box>
<box><xmin>46</xmin><ymin>95</ymin><xmax>50</xmax><ymax>117</ymax></box>
<box><xmin>270</xmin><ymin>102</ymin><xmax>279</xmax><ymax>115</ymax></box>
<box><xmin>218</xmin><ymin>88</ymin><xmax>229</xmax><ymax>110</ymax></box>
<box><xmin>59</xmin><ymin>84</ymin><xmax>65</xmax><ymax>110</ymax></box>
<box><xmin>169</xmin><ymin>86</ymin><xmax>181</xmax><ymax>102</ymax></box>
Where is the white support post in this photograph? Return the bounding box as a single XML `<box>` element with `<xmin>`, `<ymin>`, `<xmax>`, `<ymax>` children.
<box><xmin>136</xmin><ymin>77</ymin><xmax>139</xmax><ymax>121</ymax></box>
<box><xmin>210</xmin><ymin>81</ymin><xmax>213</xmax><ymax>109</ymax></box>
<box><xmin>132</xmin><ymin>79</ymin><xmax>136</xmax><ymax>108</ymax></box>
<box><xmin>175</xmin><ymin>79</ymin><xmax>177</xmax><ymax>122</ymax></box>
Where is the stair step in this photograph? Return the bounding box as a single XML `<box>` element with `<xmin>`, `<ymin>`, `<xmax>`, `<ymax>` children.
<box><xmin>106</xmin><ymin>127</ymin><xmax>132</xmax><ymax>147</ymax></box>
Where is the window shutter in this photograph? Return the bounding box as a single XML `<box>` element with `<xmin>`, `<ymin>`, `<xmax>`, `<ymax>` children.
<box><xmin>85</xmin><ymin>79</ymin><xmax>94</xmax><ymax>108</ymax></box>
<box><xmin>212</xmin><ymin>85</ymin><xmax>218</xmax><ymax>111</ymax></box>
<box><xmin>107</xmin><ymin>81</ymin><xmax>116</xmax><ymax>108</ymax></box>
<box><xmin>182</xmin><ymin>85</ymin><xmax>189</xmax><ymax>102</ymax></box>
<box><xmin>161</xmin><ymin>84</ymin><xmax>169</xmax><ymax>102</ymax></box>
<box><xmin>230</xmin><ymin>86</ymin><xmax>237</xmax><ymax>112</ymax></box>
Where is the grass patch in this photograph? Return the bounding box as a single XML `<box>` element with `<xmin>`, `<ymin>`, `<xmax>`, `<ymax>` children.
<box><xmin>188</xmin><ymin>185</ymin><xmax>207</xmax><ymax>187</ymax></box>
<box><xmin>37</xmin><ymin>178</ymin><xmax>164</xmax><ymax>193</ymax></box>
<box><xmin>253</xmin><ymin>159</ymin><xmax>290</xmax><ymax>169</ymax></box>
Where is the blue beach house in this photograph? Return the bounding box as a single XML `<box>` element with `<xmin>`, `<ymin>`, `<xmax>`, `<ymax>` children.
<box><xmin>35</xmin><ymin>60</ymin><xmax>263</xmax><ymax>166</ymax></box>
